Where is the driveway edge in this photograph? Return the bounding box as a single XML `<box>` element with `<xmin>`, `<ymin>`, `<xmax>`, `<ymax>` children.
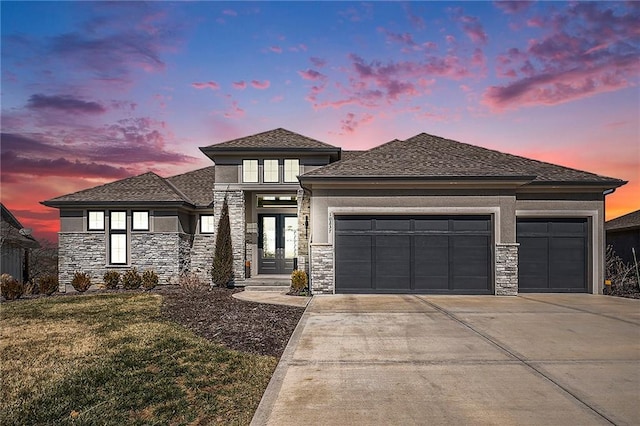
<box><xmin>250</xmin><ymin>297</ymin><xmax>314</xmax><ymax>425</ymax></box>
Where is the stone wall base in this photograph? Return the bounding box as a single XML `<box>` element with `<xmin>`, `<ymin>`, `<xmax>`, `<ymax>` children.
<box><xmin>310</xmin><ymin>244</ymin><xmax>333</xmax><ymax>294</ymax></box>
<box><xmin>496</xmin><ymin>243</ymin><xmax>519</xmax><ymax>296</ymax></box>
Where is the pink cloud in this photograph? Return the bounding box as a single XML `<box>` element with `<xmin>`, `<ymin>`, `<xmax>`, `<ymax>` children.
<box><xmin>223</xmin><ymin>9</ymin><xmax>237</xmax><ymax>16</ymax></box>
<box><xmin>250</xmin><ymin>80</ymin><xmax>270</xmax><ymax>89</ymax></box>
<box><xmin>457</xmin><ymin>15</ymin><xmax>488</xmax><ymax>44</ymax></box>
<box><xmin>223</xmin><ymin>101</ymin><xmax>244</xmax><ymax>118</ymax></box>
<box><xmin>298</xmin><ymin>69</ymin><xmax>325</xmax><ymax>81</ymax></box>
<box><xmin>232</xmin><ymin>81</ymin><xmax>247</xmax><ymax>90</ymax></box>
<box><xmin>494</xmin><ymin>1</ymin><xmax>533</xmax><ymax>14</ymax></box>
<box><xmin>269</xmin><ymin>46</ymin><xmax>282</xmax><ymax>54</ymax></box>
<box><xmin>270</xmin><ymin>95</ymin><xmax>284</xmax><ymax>103</ymax></box>
<box><xmin>378</xmin><ymin>27</ymin><xmax>416</xmax><ymax>46</ymax></box>
<box><xmin>340</xmin><ymin>112</ymin><xmax>375</xmax><ymax>134</ymax></box>
<box><xmin>191</xmin><ymin>81</ymin><xmax>220</xmax><ymax>90</ymax></box>
<box><xmin>484</xmin><ymin>2</ymin><xmax>640</xmax><ymax>111</ymax></box>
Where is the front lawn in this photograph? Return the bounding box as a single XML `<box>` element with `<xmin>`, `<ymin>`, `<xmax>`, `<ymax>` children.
<box><xmin>0</xmin><ymin>290</ymin><xmax>299</xmax><ymax>425</ymax></box>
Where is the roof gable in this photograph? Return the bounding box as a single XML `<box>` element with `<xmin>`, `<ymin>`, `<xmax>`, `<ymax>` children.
<box><xmin>200</xmin><ymin>128</ymin><xmax>339</xmax><ymax>151</ymax></box>
<box><xmin>301</xmin><ymin>133</ymin><xmax>626</xmax><ymax>186</ymax></box>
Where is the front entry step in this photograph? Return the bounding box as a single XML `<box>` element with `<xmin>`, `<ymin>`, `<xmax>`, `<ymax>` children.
<box><xmin>238</xmin><ymin>274</ymin><xmax>291</xmax><ymax>292</ymax></box>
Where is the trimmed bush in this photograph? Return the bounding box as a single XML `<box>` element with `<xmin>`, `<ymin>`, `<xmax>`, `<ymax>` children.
<box><xmin>1</xmin><ymin>274</ymin><xmax>23</xmax><ymax>300</ymax></box>
<box><xmin>103</xmin><ymin>271</ymin><xmax>121</xmax><ymax>289</ymax></box>
<box><xmin>178</xmin><ymin>272</ymin><xmax>207</xmax><ymax>293</ymax></box>
<box><xmin>142</xmin><ymin>270</ymin><xmax>159</xmax><ymax>290</ymax></box>
<box><xmin>291</xmin><ymin>269</ymin><xmax>308</xmax><ymax>292</ymax></box>
<box><xmin>122</xmin><ymin>268</ymin><xmax>142</xmax><ymax>290</ymax></box>
<box><xmin>71</xmin><ymin>272</ymin><xmax>91</xmax><ymax>292</ymax></box>
<box><xmin>38</xmin><ymin>274</ymin><xmax>59</xmax><ymax>296</ymax></box>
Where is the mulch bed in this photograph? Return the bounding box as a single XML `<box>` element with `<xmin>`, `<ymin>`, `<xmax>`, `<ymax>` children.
<box><xmin>158</xmin><ymin>286</ymin><xmax>305</xmax><ymax>358</ymax></box>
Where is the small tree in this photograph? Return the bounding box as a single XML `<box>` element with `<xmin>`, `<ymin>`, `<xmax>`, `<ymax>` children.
<box><xmin>212</xmin><ymin>195</ymin><xmax>234</xmax><ymax>287</ymax></box>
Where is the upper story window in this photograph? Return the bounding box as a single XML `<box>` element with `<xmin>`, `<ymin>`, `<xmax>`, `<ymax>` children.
<box><xmin>88</xmin><ymin>211</ymin><xmax>104</xmax><ymax>231</ymax></box>
<box><xmin>284</xmin><ymin>159</ymin><xmax>300</xmax><ymax>182</ymax></box>
<box><xmin>132</xmin><ymin>211</ymin><xmax>149</xmax><ymax>231</ymax></box>
<box><xmin>243</xmin><ymin>159</ymin><xmax>258</xmax><ymax>183</ymax></box>
<box><xmin>263</xmin><ymin>159</ymin><xmax>279</xmax><ymax>183</ymax></box>
<box><xmin>110</xmin><ymin>211</ymin><xmax>127</xmax><ymax>230</ymax></box>
<box><xmin>200</xmin><ymin>215</ymin><xmax>215</xmax><ymax>234</ymax></box>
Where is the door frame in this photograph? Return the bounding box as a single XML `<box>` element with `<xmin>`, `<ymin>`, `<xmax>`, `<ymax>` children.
<box><xmin>257</xmin><ymin>213</ymin><xmax>297</xmax><ymax>274</ymax></box>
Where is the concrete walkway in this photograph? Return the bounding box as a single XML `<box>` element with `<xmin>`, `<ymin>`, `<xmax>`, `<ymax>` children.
<box><xmin>252</xmin><ymin>294</ymin><xmax>640</xmax><ymax>425</ymax></box>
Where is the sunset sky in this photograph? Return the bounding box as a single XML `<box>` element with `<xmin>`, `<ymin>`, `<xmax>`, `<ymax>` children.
<box><xmin>1</xmin><ymin>1</ymin><xmax>638</xmax><ymax>243</ymax></box>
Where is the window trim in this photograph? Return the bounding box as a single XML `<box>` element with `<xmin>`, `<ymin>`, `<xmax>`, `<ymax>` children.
<box><xmin>200</xmin><ymin>214</ymin><xmax>215</xmax><ymax>234</ymax></box>
<box><xmin>132</xmin><ymin>211</ymin><xmax>149</xmax><ymax>231</ymax></box>
<box><xmin>243</xmin><ymin>159</ymin><xmax>259</xmax><ymax>183</ymax></box>
<box><xmin>284</xmin><ymin>159</ymin><xmax>300</xmax><ymax>183</ymax></box>
<box><xmin>88</xmin><ymin>210</ymin><xmax>105</xmax><ymax>231</ymax></box>
<box><xmin>263</xmin><ymin>159</ymin><xmax>279</xmax><ymax>183</ymax></box>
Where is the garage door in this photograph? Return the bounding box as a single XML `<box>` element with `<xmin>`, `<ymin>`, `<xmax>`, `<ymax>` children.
<box><xmin>517</xmin><ymin>218</ymin><xmax>588</xmax><ymax>292</ymax></box>
<box><xmin>335</xmin><ymin>215</ymin><xmax>492</xmax><ymax>294</ymax></box>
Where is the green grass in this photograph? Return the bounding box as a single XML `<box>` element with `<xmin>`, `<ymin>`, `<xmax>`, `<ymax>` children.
<box><xmin>0</xmin><ymin>293</ymin><xmax>277</xmax><ymax>425</ymax></box>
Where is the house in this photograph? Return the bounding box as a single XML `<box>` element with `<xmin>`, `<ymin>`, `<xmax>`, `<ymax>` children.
<box><xmin>1</xmin><ymin>203</ymin><xmax>39</xmax><ymax>282</ymax></box>
<box><xmin>606</xmin><ymin>209</ymin><xmax>640</xmax><ymax>265</ymax></box>
<box><xmin>43</xmin><ymin>128</ymin><xmax>626</xmax><ymax>295</ymax></box>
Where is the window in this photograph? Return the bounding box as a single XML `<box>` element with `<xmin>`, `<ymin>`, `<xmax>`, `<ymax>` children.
<box><xmin>284</xmin><ymin>159</ymin><xmax>299</xmax><ymax>182</ymax></box>
<box><xmin>88</xmin><ymin>211</ymin><xmax>104</xmax><ymax>230</ymax></box>
<box><xmin>201</xmin><ymin>215</ymin><xmax>215</xmax><ymax>234</ymax></box>
<box><xmin>110</xmin><ymin>211</ymin><xmax>126</xmax><ymax>230</ymax></box>
<box><xmin>132</xmin><ymin>211</ymin><xmax>149</xmax><ymax>231</ymax></box>
<box><xmin>243</xmin><ymin>159</ymin><xmax>258</xmax><ymax>183</ymax></box>
<box><xmin>263</xmin><ymin>159</ymin><xmax>279</xmax><ymax>183</ymax></box>
<box><xmin>110</xmin><ymin>211</ymin><xmax>127</xmax><ymax>264</ymax></box>
<box><xmin>110</xmin><ymin>234</ymin><xmax>127</xmax><ymax>264</ymax></box>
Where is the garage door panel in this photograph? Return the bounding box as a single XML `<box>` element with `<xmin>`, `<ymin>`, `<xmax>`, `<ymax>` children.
<box><xmin>517</xmin><ymin>219</ymin><xmax>587</xmax><ymax>293</ymax></box>
<box><xmin>335</xmin><ymin>216</ymin><xmax>492</xmax><ymax>294</ymax></box>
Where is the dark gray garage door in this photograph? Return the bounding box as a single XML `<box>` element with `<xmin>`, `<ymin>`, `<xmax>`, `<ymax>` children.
<box><xmin>517</xmin><ymin>218</ymin><xmax>588</xmax><ymax>293</ymax></box>
<box><xmin>335</xmin><ymin>215</ymin><xmax>492</xmax><ymax>294</ymax></box>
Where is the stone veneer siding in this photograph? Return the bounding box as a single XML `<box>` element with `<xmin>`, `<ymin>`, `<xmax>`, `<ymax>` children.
<box><xmin>58</xmin><ymin>232</ymin><xmax>189</xmax><ymax>291</ymax></box>
<box><xmin>58</xmin><ymin>233</ymin><xmax>106</xmax><ymax>292</ymax></box>
<box><xmin>130</xmin><ymin>233</ymin><xmax>190</xmax><ymax>285</ymax></box>
<box><xmin>296</xmin><ymin>188</ymin><xmax>311</xmax><ymax>273</ymax></box>
<box><xmin>310</xmin><ymin>243</ymin><xmax>333</xmax><ymax>294</ymax></box>
<box><xmin>190</xmin><ymin>234</ymin><xmax>216</xmax><ymax>285</ymax></box>
<box><xmin>495</xmin><ymin>243</ymin><xmax>519</xmax><ymax>295</ymax></box>
<box><xmin>213</xmin><ymin>190</ymin><xmax>245</xmax><ymax>281</ymax></box>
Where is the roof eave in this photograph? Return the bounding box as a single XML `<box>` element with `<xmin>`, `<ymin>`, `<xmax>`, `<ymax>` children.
<box><xmin>41</xmin><ymin>200</ymin><xmax>195</xmax><ymax>209</ymax></box>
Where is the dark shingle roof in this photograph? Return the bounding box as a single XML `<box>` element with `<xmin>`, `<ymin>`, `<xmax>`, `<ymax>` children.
<box><xmin>43</xmin><ymin>172</ymin><xmax>190</xmax><ymax>206</ymax></box>
<box><xmin>301</xmin><ymin>133</ymin><xmax>626</xmax><ymax>186</ymax></box>
<box><xmin>340</xmin><ymin>150</ymin><xmax>365</xmax><ymax>161</ymax></box>
<box><xmin>606</xmin><ymin>209</ymin><xmax>640</xmax><ymax>231</ymax></box>
<box><xmin>1</xmin><ymin>204</ymin><xmax>39</xmax><ymax>248</ymax></box>
<box><xmin>167</xmin><ymin>166</ymin><xmax>215</xmax><ymax>207</ymax></box>
<box><xmin>42</xmin><ymin>167</ymin><xmax>217</xmax><ymax>208</ymax></box>
<box><xmin>201</xmin><ymin>128</ymin><xmax>339</xmax><ymax>151</ymax></box>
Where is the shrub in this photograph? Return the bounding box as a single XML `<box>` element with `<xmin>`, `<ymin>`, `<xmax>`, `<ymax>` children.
<box><xmin>142</xmin><ymin>270</ymin><xmax>159</xmax><ymax>290</ymax></box>
<box><xmin>122</xmin><ymin>268</ymin><xmax>142</xmax><ymax>290</ymax></box>
<box><xmin>23</xmin><ymin>281</ymin><xmax>37</xmax><ymax>296</ymax></box>
<box><xmin>103</xmin><ymin>271</ymin><xmax>121</xmax><ymax>289</ymax></box>
<box><xmin>212</xmin><ymin>195</ymin><xmax>234</xmax><ymax>287</ymax></box>
<box><xmin>1</xmin><ymin>274</ymin><xmax>23</xmax><ymax>300</ymax></box>
<box><xmin>38</xmin><ymin>274</ymin><xmax>59</xmax><ymax>296</ymax></box>
<box><xmin>179</xmin><ymin>272</ymin><xmax>207</xmax><ymax>293</ymax></box>
<box><xmin>71</xmin><ymin>272</ymin><xmax>91</xmax><ymax>292</ymax></box>
<box><xmin>291</xmin><ymin>269</ymin><xmax>308</xmax><ymax>292</ymax></box>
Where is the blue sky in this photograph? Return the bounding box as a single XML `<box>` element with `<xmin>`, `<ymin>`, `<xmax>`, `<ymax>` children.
<box><xmin>1</xmin><ymin>1</ymin><xmax>638</xmax><ymax>241</ymax></box>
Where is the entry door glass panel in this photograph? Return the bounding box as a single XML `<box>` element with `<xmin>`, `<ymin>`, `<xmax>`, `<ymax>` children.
<box><xmin>284</xmin><ymin>216</ymin><xmax>298</xmax><ymax>259</ymax></box>
<box><xmin>262</xmin><ymin>217</ymin><xmax>276</xmax><ymax>259</ymax></box>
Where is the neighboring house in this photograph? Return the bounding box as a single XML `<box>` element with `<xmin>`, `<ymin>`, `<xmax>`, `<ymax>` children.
<box><xmin>606</xmin><ymin>209</ymin><xmax>640</xmax><ymax>264</ymax></box>
<box><xmin>43</xmin><ymin>128</ymin><xmax>626</xmax><ymax>295</ymax></box>
<box><xmin>1</xmin><ymin>203</ymin><xmax>39</xmax><ymax>282</ymax></box>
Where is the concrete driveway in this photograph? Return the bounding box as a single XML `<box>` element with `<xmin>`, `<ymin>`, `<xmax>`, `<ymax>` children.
<box><xmin>252</xmin><ymin>294</ymin><xmax>639</xmax><ymax>425</ymax></box>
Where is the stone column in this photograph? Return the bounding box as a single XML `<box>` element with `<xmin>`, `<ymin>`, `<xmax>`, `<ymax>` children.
<box><xmin>495</xmin><ymin>243</ymin><xmax>519</xmax><ymax>295</ymax></box>
<box><xmin>310</xmin><ymin>243</ymin><xmax>333</xmax><ymax>294</ymax></box>
<box><xmin>297</xmin><ymin>188</ymin><xmax>311</xmax><ymax>273</ymax></box>
<box><xmin>214</xmin><ymin>190</ymin><xmax>246</xmax><ymax>281</ymax></box>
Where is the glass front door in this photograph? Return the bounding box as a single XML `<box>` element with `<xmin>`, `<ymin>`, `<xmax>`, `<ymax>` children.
<box><xmin>258</xmin><ymin>214</ymin><xmax>297</xmax><ymax>274</ymax></box>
